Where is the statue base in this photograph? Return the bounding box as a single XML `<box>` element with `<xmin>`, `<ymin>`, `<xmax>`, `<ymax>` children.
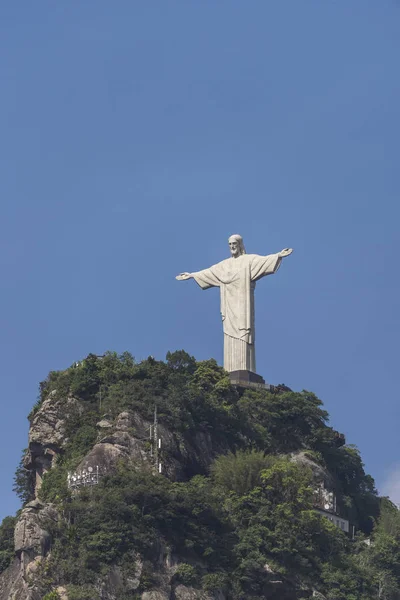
<box><xmin>228</xmin><ymin>370</ymin><xmax>272</xmax><ymax>391</ymax></box>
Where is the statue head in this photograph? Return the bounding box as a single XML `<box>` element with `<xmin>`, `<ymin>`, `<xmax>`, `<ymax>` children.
<box><xmin>228</xmin><ymin>234</ymin><xmax>246</xmax><ymax>258</ymax></box>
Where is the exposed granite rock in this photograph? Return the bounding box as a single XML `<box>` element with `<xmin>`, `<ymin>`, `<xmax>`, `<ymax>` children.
<box><xmin>0</xmin><ymin>388</ymin><xmax>323</xmax><ymax>600</ymax></box>
<box><xmin>0</xmin><ymin>498</ymin><xmax>57</xmax><ymax>600</ymax></box>
<box><xmin>125</xmin><ymin>555</ymin><xmax>143</xmax><ymax>590</ymax></box>
<box><xmin>24</xmin><ymin>556</ymin><xmax>42</xmax><ymax>579</ymax></box>
<box><xmin>97</xmin><ymin>419</ymin><xmax>113</xmax><ymax>428</ymax></box>
<box><xmin>264</xmin><ymin>561</ymin><xmax>276</xmax><ymax>574</ymax></box>
<box><xmin>97</xmin><ymin>565</ymin><xmax>124</xmax><ymax>600</ymax></box>
<box><xmin>77</xmin><ymin>410</ymin><xmax>199</xmax><ymax>481</ymax></box>
<box><xmin>0</xmin><ymin>556</ymin><xmax>45</xmax><ymax>600</ymax></box>
<box><xmin>0</xmin><ymin>559</ymin><xmax>25</xmax><ymax>600</ymax></box>
<box><xmin>56</xmin><ymin>587</ymin><xmax>69</xmax><ymax>600</ymax></box>
<box><xmin>14</xmin><ymin>500</ymin><xmax>58</xmax><ymax>569</ymax></box>
<box><xmin>95</xmin><ymin>557</ymin><xmax>143</xmax><ymax>599</ymax></box>
<box><xmin>115</xmin><ymin>411</ymin><xmax>131</xmax><ymax>430</ymax></box>
<box><xmin>127</xmin><ymin>412</ymin><xmax>228</xmax><ymax>480</ymax></box>
<box><xmin>25</xmin><ymin>392</ymin><xmax>82</xmax><ymax>495</ymax></box>
<box><xmin>141</xmin><ymin>591</ymin><xmax>170</xmax><ymax>600</ymax></box>
<box><xmin>174</xmin><ymin>585</ymin><xmax>224</xmax><ymax>599</ymax></box>
<box><xmin>291</xmin><ymin>451</ymin><xmax>333</xmax><ymax>486</ymax></box>
<box><xmin>28</xmin><ymin>392</ymin><xmax>80</xmax><ymax>448</ymax></box>
<box><xmin>77</xmin><ymin>430</ymin><xmax>148</xmax><ymax>475</ymax></box>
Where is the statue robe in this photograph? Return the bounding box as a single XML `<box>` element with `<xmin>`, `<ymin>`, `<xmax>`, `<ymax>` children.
<box><xmin>192</xmin><ymin>253</ymin><xmax>281</xmax><ymax>373</ymax></box>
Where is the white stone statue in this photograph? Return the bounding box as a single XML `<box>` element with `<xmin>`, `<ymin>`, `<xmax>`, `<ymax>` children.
<box><xmin>176</xmin><ymin>235</ymin><xmax>293</xmax><ymax>374</ymax></box>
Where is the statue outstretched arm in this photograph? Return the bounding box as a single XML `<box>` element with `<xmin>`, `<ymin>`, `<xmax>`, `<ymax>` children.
<box><xmin>250</xmin><ymin>248</ymin><xmax>293</xmax><ymax>282</ymax></box>
<box><xmin>278</xmin><ymin>248</ymin><xmax>293</xmax><ymax>258</ymax></box>
<box><xmin>176</xmin><ymin>272</ymin><xmax>193</xmax><ymax>281</ymax></box>
<box><xmin>176</xmin><ymin>266</ymin><xmax>220</xmax><ymax>289</ymax></box>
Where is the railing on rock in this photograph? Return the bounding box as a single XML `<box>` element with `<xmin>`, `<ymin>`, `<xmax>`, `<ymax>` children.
<box><xmin>67</xmin><ymin>466</ymin><xmax>101</xmax><ymax>489</ymax></box>
<box><xmin>313</xmin><ymin>482</ymin><xmax>336</xmax><ymax>513</ymax></box>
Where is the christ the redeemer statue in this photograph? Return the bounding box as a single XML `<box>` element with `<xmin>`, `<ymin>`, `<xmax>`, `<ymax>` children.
<box><xmin>176</xmin><ymin>235</ymin><xmax>293</xmax><ymax>377</ymax></box>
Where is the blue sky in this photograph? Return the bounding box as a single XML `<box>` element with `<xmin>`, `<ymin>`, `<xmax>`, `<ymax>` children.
<box><xmin>0</xmin><ymin>1</ymin><xmax>399</xmax><ymax>520</ymax></box>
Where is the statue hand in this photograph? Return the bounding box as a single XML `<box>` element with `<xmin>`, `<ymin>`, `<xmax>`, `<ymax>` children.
<box><xmin>176</xmin><ymin>272</ymin><xmax>193</xmax><ymax>281</ymax></box>
<box><xmin>279</xmin><ymin>248</ymin><xmax>293</xmax><ymax>258</ymax></box>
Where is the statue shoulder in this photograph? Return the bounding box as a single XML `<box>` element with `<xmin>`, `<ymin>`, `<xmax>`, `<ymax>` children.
<box><xmin>247</xmin><ymin>253</ymin><xmax>277</xmax><ymax>260</ymax></box>
<box><xmin>216</xmin><ymin>258</ymin><xmax>231</xmax><ymax>268</ymax></box>
<box><xmin>202</xmin><ymin>258</ymin><xmax>229</xmax><ymax>273</ymax></box>
<box><xmin>243</xmin><ymin>254</ymin><xmax>259</xmax><ymax>263</ymax></box>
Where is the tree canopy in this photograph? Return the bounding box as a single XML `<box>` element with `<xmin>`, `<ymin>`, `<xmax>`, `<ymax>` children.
<box><xmin>0</xmin><ymin>351</ymin><xmax>397</xmax><ymax>599</ymax></box>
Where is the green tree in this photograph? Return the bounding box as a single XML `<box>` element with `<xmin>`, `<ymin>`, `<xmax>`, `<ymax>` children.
<box><xmin>359</xmin><ymin>500</ymin><xmax>400</xmax><ymax>599</ymax></box>
<box><xmin>166</xmin><ymin>350</ymin><xmax>196</xmax><ymax>373</ymax></box>
<box><xmin>13</xmin><ymin>450</ymin><xmax>34</xmax><ymax>505</ymax></box>
<box><xmin>0</xmin><ymin>516</ymin><xmax>17</xmax><ymax>574</ymax></box>
<box><xmin>211</xmin><ymin>449</ymin><xmax>274</xmax><ymax>496</ymax></box>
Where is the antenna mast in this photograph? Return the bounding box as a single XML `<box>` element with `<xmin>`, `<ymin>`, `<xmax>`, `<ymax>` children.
<box><xmin>154</xmin><ymin>405</ymin><xmax>158</xmax><ymax>471</ymax></box>
<box><xmin>153</xmin><ymin>405</ymin><xmax>162</xmax><ymax>473</ymax></box>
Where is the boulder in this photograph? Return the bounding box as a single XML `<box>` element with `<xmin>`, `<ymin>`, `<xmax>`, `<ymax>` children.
<box><xmin>97</xmin><ymin>419</ymin><xmax>113</xmax><ymax>428</ymax></box>
<box><xmin>56</xmin><ymin>587</ymin><xmax>69</xmax><ymax>600</ymax></box>
<box><xmin>77</xmin><ymin>430</ymin><xmax>148</xmax><ymax>475</ymax></box>
<box><xmin>115</xmin><ymin>411</ymin><xmax>132</xmax><ymax>430</ymax></box>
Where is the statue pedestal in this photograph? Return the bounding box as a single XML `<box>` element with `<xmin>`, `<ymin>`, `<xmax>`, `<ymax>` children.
<box><xmin>228</xmin><ymin>370</ymin><xmax>272</xmax><ymax>391</ymax></box>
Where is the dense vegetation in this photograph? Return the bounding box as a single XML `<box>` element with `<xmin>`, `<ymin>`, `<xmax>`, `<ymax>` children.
<box><xmin>0</xmin><ymin>516</ymin><xmax>17</xmax><ymax>574</ymax></box>
<box><xmin>1</xmin><ymin>351</ymin><xmax>399</xmax><ymax>599</ymax></box>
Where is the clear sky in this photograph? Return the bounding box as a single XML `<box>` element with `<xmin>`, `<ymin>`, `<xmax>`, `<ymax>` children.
<box><xmin>0</xmin><ymin>1</ymin><xmax>399</xmax><ymax>520</ymax></box>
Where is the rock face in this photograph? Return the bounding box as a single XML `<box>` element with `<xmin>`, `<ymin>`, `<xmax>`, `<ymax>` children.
<box><xmin>76</xmin><ymin>410</ymin><xmax>222</xmax><ymax>483</ymax></box>
<box><xmin>0</xmin><ymin>499</ymin><xmax>58</xmax><ymax>600</ymax></box>
<box><xmin>0</xmin><ymin>391</ymin><xmax>324</xmax><ymax>600</ymax></box>
<box><xmin>25</xmin><ymin>392</ymin><xmax>82</xmax><ymax>495</ymax></box>
<box><xmin>0</xmin><ymin>392</ymin><xmax>78</xmax><ymax>600</ymax></box>
<box><xmin>0</xmin><ymin>558</ymin><xmax>37</xmax><ymax>600</ymax></box>
<box><xmin>0</xmin><ymin>389</ymin><xmax>230</xmax><ymax>600</ymax></box>
<box><xmin>78</xmin><ymin>429</ymin><xmax>149</xmax><ymax>474</ymax></box>
<box><xmin>14</xmin><ymin>499</ymin><xmax>57</xmax><ymax>565</ymax></box>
